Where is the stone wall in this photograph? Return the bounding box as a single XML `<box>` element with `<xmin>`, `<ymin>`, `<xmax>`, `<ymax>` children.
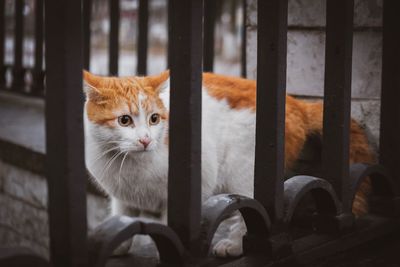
<box><xmin>246</xmin><ymin>0</ymin><xmax>382</xmax><ymax>148</ymax></box>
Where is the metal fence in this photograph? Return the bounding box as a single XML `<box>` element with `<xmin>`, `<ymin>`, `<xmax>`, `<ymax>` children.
<box><xmin>0</xmin><ymin>0</ymin><xmax>45</xmax><ymax>96</ymax></box>
<box><xmin>0</xmin><ymin>0</ymin><xmax>399</xmax><ymax>266</ymax></box>
<box><xmin>0</xmin><ymin>0</ymin><xmax>246</xmax><ymax>96</ymax></box>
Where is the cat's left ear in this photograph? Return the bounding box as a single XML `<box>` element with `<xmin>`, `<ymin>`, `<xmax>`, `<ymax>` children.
<box><xmin>145</xmin><ymin>71</ymin><xmax>170</xmax><ymax>94</ymax></box>
<box><xmin>82</xmin><ymin>70</ymin><xmax>103</xmax><ymax>101</ymax></box>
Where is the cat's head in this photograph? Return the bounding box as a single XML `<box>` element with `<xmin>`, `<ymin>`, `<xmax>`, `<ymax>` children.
<box><xmin>83</xmin><ymin>71</ymin><xmax>170</xmax><ymax>153</ymax></box>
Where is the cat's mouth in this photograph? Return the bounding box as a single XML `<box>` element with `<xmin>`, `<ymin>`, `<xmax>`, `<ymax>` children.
<box><xmin>118</xmin><ymin>143</ymin><xmax>153</xmax><ymax>153</ymax></box>
<box><xmin>142</xmin><ymin>145</ymin><xmax>154</xmax><ymax>152</ymax></box>
<box><xmin>129</xmin><ymin>146</ymin><xmax>152</xmax><ymax>153</ymax></box>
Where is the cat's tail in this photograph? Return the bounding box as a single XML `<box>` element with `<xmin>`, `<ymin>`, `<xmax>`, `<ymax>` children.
<box><xmin>302</xmin><ymin>101</ymin><xmax>375</xmax><ymax>216</ymax></box>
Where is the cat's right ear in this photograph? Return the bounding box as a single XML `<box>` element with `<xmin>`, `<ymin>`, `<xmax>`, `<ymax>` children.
<box><xmin>83</xmin><ymin>70</ymin><xmax>102</xmax><ymax>101</ymax></box>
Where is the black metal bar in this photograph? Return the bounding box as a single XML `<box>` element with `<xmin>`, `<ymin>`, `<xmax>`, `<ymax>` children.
<box><xmin>137</xmin><ymin>0</ymin><xmax>148</xmax><ymax>75</ymax></box>
<box><xmin>12</xmin><ymin>0</ymin><xmax>25</xmax><ymax>91</ymax></box>
<box><xmin>83</xmin><ymin>0</ymin><xmax>92</xmax><ymax>70</ymax></box>
<box><xmin>203</xmin><ymin>0</ymin><xmax>216</xmax><ymax>72</ymax></box>
<box><xmin>241</xmin><ymin>0</ymin><xmax>247</xmax><ymax>78</ymax></box>
<box><xmin>380</xmin><ymin>0</ymin><xmax>400</xmax><ymax>192</ymax></box>
<box><xmin>254</xmin><ymin>0</ymin><xmax>288</xmax><ymax>223</ymax></box>
<box><xmin>109</xmin><ymin>0</ymin><xmax>119</xmax><ymax>75</ymax></box>
<box><xmin>0</xmin><ymin>0</ymin><xmax>5</xmax><ymax>87</ymax></box>
<box><xmin>167</xmin><ymin>0</ymin><xmax>173</xmax><ymax>69</ymax></box>
<box><xmin>34</xmin><ymin>0</ymin><xmax>44</xmax><ymax>72</ymax></box>
<box><xmin>44</xmin><ymin>0</ymin><xmax>88</xmax><ymax>266</ymax></box>
<box><xmin>31</xmin><ymin>0</ymin><xmax>44</xmax><ymax>95</ymax></box>
<box><xmin>168</xmin><ymin>0</ymin><xmax>203</xmax><ymax>253</ymax></box>
<box><xmin>322</xmin><ymin>0</ymin><xmax>354</xmax><ymax>211</ymax></box>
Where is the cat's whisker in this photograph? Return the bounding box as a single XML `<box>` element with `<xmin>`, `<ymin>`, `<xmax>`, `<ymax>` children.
<box><xmin>86</xmin><ymin>140</ymin><xmax>122</xmax><ymax>147</ymax></box>
<box><xmin>94</xmin><ymin>145</ymin><xmax>119</xmax><ymax>155</ymax></box>
<box><xmin>99</xmin><ymin>151</ymin><xmax>124</xmax><ymax>182</ymax></box>
<box><xmin>118</xmin><ymin>151</ymin><xmax>129</xmax><ymax>185</ymax></box>
<box><xmin>92</xmin><ymin>146</ymin><xmax>120</xmax><ymax>162</ymax></box>
<box><xmin>97</xmin><ymin>151</ymin><xmax>119</xmax><ymax>181</ymax></box>
<box><xmin>103</xmin><ymin>151</ymin><xmax>122</xmax><ymax>172</ymax></box>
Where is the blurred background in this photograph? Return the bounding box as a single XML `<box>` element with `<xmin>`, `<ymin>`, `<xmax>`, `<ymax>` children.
<box><xmin>1</xmin><ymin>0</ymin><xmax>244</xmax><ymax>76</ymax></box>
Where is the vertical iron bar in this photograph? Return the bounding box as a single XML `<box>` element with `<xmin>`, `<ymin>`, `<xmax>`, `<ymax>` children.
<box><xmin>32</xmin><ymin>0</ymin><xmax>44</xmax><ymax>95</ymax></box>
<box><xmin>380</xmin><ymin>0</ymin><xmax>400</xmax><ymax>191</ymax></box>
<box><xmin>0</xmin><ymin>0</ymin><xmax>5</xmax><ymax>87</ymax></box>
<box><xmin>241</xmin><ymin>0</ymin><xmax>247</xmax><ymax>78</ymax></box>
<box><xmin>322</xmin><ymin>0</ymin><xmax>354</xmax><ymax>211</ymax></box>
<box><xmin>109</xmin><ymin>0</ymin><xmax>119</xmax><ymax>75</ymax></box>
<box><xmin>168</xmin><ymin>0</ymin><xmax>203</xmax><ymax>253</ymax></box>
<box><xmin>167</xmin><ymin>0</ymin><xmax>173</xmax><ymax>69</ymax></box>
<box><xmin>203</xmin><ymin>0</ymin><xmax>216</xmax><ymax>72</ymax></box>
<box><xmin>44</xmin><ymin>0</ymin><xmax>88</xmax><ymax>266</ymax></box>
<box><xmin>12</xmin><ymin>0</ymin><xmax>24</xmax><ymax>91</ymax></box>
<box><xmin>137</xmin><ymin>0</ymin><xmax>148</xmax><ymax>75</ymax></box>
<box><xmin>254</xmin><ymin>0</ymin><xmax>287</xmax><ymax>223</ymax></box>
<box><xmin>83</xmin><ymin>0</ymin><xmax>92</xmax><ymax>70</ymax></box>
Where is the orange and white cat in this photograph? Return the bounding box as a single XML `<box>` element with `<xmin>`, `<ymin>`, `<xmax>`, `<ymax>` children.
<box><xmin>83</xmin><ymin>71</ymin><xmax>373</xmax><ymax>257</ymax></box>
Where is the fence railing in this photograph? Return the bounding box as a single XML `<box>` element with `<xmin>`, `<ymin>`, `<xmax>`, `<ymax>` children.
<box><xmin>0</xmin><ymin>0</ymin><xmax>45</xmax><ymax>96</ymax></box>
<box><xmin>0</xmin><ymin>0</ymin><xmax>247</xmax><ymax>97</ymax></box>
<box><xmin>1</xmin><ymin>0</ymin><xmax>399</xmax><ymax>266</ymax></box>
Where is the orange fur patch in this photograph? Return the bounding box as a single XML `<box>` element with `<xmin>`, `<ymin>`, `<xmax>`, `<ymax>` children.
<box><xmin>203</xmin><ymin>73</ymin><xmax>257</xmax><ymax>110</ymax></box>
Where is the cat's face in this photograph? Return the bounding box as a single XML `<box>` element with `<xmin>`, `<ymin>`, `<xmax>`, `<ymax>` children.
<box><xmin>83</xmin><ymin>71</ymin><xmax>169</xmax><ymax>153</ymax></box>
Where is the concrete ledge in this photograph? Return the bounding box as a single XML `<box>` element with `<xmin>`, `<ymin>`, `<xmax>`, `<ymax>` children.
<box><xmin>0</xmin><ymin>91</ymin><xmax>105</xmax><ymax>197</ymax></box>
<box><xmin>0</xmin><ymin>138</ymin><xmax>45</xmax><ymax>175</ymax></box>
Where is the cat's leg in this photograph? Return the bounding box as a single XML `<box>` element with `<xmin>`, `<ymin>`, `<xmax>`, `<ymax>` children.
<box><xmin>110</xmin><ymin>197</ymin><xmax>140</xmax><ymax>255</ymax></box>
<box><xmin>213</xmin><ymin>211</ymin><xmax>247</xmax><ymax>257</ymax></box>
<box><xmin>212</xmin><ymin>161</ymin><xmax>252</xmax><ymax>258</ymax></box>
<box><xmin>111</xmin><ymin>197</ymin><xmax>141</xmax><ymax>217</ymax></box>
<box><xmin>130</xmin><ymin>209</ymin><xmax>167</xmax><ymax>256</ymax></box>
<box><xmin>110</xmin><ymin>199</ymin><xmax>166</xmax><ymax>255</ymax></box>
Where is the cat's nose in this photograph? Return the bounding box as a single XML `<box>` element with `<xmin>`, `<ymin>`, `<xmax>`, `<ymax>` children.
<box><xmin>139</xmin><ymin>138</ymin><xmax>151</xmax><ymax>149</ymax></box>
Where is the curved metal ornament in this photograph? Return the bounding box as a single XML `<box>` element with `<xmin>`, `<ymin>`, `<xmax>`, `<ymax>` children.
<box><xmin>88</xmin><ymin>216</ymin><xmax>185</xmax><ymax>267</ymax></box>
<box><xmin>283</xmin><ymin>175</ymin><xmax>341</xmax><ymax>223</ymax></box>
<box><xmin>350</xmin><ymin>163</ymin><xmax>400</xmax><ymax>217</ymax></box>
<box><xmin>0</xmin><ymin>247</ymin><xmax>50</xmax><ymax>267</ymax></box>
<box><xmin>350</xmin><ymin>163</ymin><xmax>397</xmax><ymax>197</ymax></box>
<box><xmin>141</xmin><ymin>221</ymin><xmax>186</xmax><ymax>264</ymax></box>
<box><xmin>199</xmin><ymin>194</ymin><xmax>271</xmax><ymax>256</ymax></box>
<box><xmin>282</xmin><ymin>175</ymin><xmax>356</xmax><ymax>234</ymax></box>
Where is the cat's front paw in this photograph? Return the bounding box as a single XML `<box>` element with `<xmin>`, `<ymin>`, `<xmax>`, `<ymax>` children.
<box><xmin>213</xmin><ymin>238</ymin><xmax>243</xmax><ymax>258</ymax></box>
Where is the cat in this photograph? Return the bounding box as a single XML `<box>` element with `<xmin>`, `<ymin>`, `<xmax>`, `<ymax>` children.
<box><xmin>83</xmin><ymin>70</ymin><xmax>374</xmax><ymax>257</ymax></box>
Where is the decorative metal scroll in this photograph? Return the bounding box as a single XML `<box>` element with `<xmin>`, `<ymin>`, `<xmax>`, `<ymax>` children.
<box><xmin>0</xmin><ymin>247</ymin><xmax>50</xmax><ymax>267</ymax></box>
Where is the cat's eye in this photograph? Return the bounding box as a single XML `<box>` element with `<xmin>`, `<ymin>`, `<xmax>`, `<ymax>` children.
<box><xmin>118</xmin><ymin>115</ymin><xmax>133</xmax><ymax>127</ymax></box>
<box><xmin>149</xmin><ymin>113</ymin><xmax>160</xmax><ymax>125</ymax></box>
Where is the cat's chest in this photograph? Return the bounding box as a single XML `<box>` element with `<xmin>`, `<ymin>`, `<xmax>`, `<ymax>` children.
<box><xmin>108</xmin><ymin>149</ymin><xmax>169</xmax><ymax>206</ymax></box>
<box><xmin>123</xmin><ymin>151</ymin><xmax>168</xmax><ymax>181</ymax></box>
<box><xmin>86</xmin><ymin>144</ymin><xmax>168</xmax><ymax>207</ymax></box>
